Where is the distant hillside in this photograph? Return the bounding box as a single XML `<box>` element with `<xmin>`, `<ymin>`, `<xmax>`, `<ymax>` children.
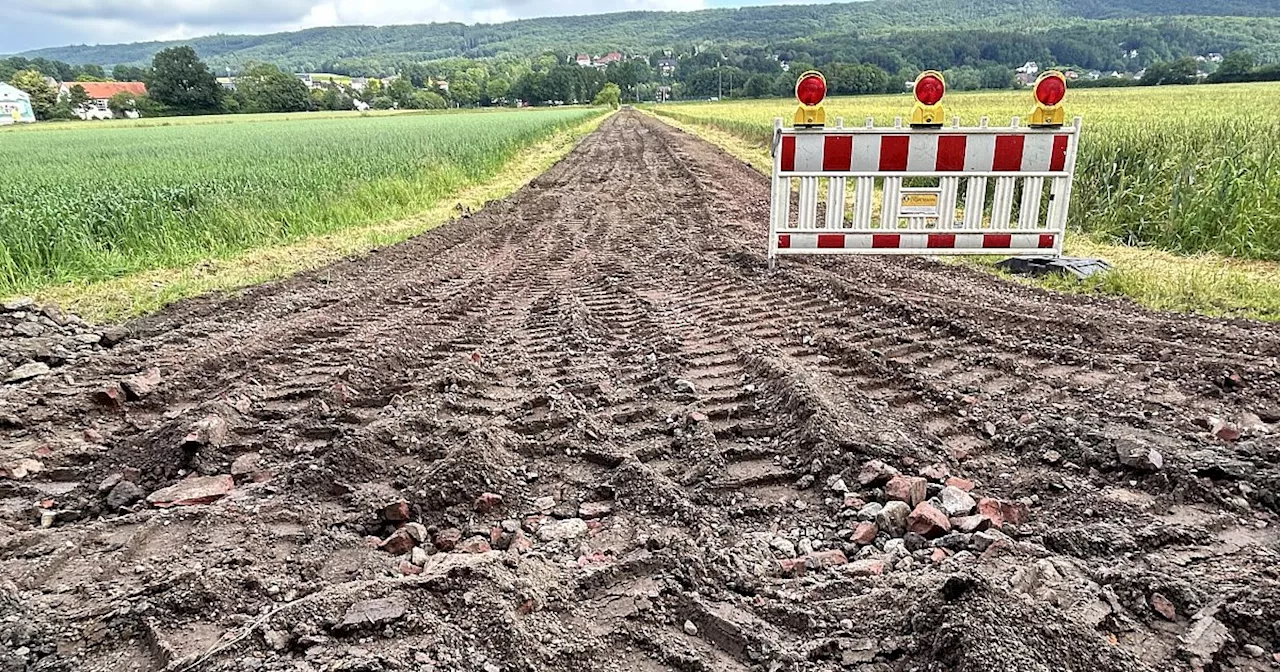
<box><xmin>20</xmin><ymin>0</ymin><xmax>1280</xmax><ymax>71</ymax></box>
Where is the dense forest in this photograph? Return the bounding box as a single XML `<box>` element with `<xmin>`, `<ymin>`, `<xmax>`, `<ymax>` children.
<box><xmin>16</xmin><ymin>0</ymin><xmax>1280</xmax><ymax>75</ymax></box>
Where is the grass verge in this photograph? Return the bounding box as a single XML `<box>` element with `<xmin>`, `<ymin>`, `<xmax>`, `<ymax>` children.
<box><xmin>33</xmin><ymin>111</ymin><xmax>611</xmax><ymax>322</ymax></box>
<box><xmin>645</xmin><ymin>108</ymin><xmax>1280</xmax><ymax>323</ymax></box>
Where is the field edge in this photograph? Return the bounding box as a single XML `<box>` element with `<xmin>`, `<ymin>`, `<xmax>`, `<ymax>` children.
<box><xmin>27</xmin><ymin>110</ymin><xmax>614</xmax><ymax>323</ymax></box>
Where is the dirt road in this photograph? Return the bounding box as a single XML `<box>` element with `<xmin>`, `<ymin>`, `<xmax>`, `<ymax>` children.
<box><xmin>2</xmin><ymin>110</ymin><xmax>1279</xmax><ymax>672</ymax></box>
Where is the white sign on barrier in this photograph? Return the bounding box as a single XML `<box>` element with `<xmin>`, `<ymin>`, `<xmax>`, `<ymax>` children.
<box><xmin>767</xmin><ymin>115</ymin><xmax>1083</xmax><ymax>265</ymax></box>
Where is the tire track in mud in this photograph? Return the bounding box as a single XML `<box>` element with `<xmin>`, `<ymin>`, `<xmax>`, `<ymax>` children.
<box><xmin>2</xmin><ymin>111</ymin><xmax>1279</xmax><ymax>672</ymax></box>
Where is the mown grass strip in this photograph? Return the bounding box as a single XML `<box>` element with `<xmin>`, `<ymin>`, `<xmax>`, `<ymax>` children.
<box><xmin>646</xmin><ymin>108</ymin><xmax>1280</xmax><ymax>323</ymax></box>
<box><xmin>31</xmin><ymin>111</ymin><xmax>612</xmax><ymax>322</ymax></box>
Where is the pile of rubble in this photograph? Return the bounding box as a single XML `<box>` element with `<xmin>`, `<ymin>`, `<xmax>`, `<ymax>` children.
<box><xmin>364</xmin><ymin>492</ymin><xmax>614</xmax><ymax>576</ymax></box>
<box><xmin>765</xmin><ymin>459</ymin><xmax>1034</xmax><ymax>578</ymax></box>
<box><xmin>0</xmin><ymin>297</ymin><xmax>127</xmax><ymax>384</ymax></box>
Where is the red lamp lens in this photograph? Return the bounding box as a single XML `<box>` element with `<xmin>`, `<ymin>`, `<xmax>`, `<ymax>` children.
<box><xmin>1036</xmin><ymin>76</ymin><xmax>1066</xmax><ymax>106</ymax></box>
<box><xmin>796</xmin><ymin>75</ymin><xmax>826</xmax><ymax>106</ymax></box>
<box><xmin>915</xmin><ymin>75</ymin><xmax>945</xmax><ymax>106</ymax></box>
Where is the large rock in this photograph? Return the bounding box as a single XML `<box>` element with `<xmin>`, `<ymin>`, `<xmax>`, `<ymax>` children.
<box><xmin>1116</xmin><ymin>438</ymin><xmax>1163</xmax><ymax>471</ymax></box>
<box><xmin>146</xmin><ymin>475</ymin><xmax>234</xmax><ymax>507</ymax></box>
<box><xmin>938</xmin><ymin>486</ymin><xmax>977</xmax><ymax>517</ymax></box>
<box><xmin>884</xmin><ymin>475</ymin><xmax>927</xmax><ymax>507</ymax></box>
<box><xmin>537</xmin><ymin>518</ymin><xmax>589</xmax><ymax>542</ymax></box>
<box><xmin>857</xmin><ymin>460</ymin><xmax>899</xmax><ymax>487</ymax></box>
<box><xmin>106</xmin><ymin>481</ymin><xmax>144</xmax><ymax>511</ymax></box>
<box><xmin>907</xmin><ymin>502</ymin><xmax>952</xmax><ymax>538</ymax></box>
<box><xmin>876</xmin><ymin>501</ymin><xmax>910</xmax><ymax>537</ymax></box>
<box><xmin>341</xmin><ymin>598</ymin><xmax>406</xmax><ymax>629</ymax></box>
<box><xmin>4</xmin><ymin>362</ymin><xmax>49</xmax><ymax>383</ymax></box>
<box><xmin>121</xmin><ymin>368</ymin><xmax>162</xmax><ymax>400</ymax></box>
<box><xmin>1180</xmin><ymin>616</ymin><xmax>1231</xmax><ymax>660</ymax></box>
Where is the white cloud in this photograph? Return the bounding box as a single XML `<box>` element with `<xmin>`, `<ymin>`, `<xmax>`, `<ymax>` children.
<box><xmin>4</xmin><ymin>0</ymin><xmax>712</xmax><ymax>52</ymax></box>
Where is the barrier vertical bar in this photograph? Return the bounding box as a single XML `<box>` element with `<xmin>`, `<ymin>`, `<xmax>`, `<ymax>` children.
<box><xmin>768</xmin><ymin>118</ymin><xmax>786</xmax><ymax>265</ymax></box>
<box><xmin>880</xmin><ymin>178</ymin><xmax>901</xmax><ymax>230</ymax></box>
<box><xmin>1052</xmin><ymin>117</ymin><xmax>1083</xmax><ymax>257</ymax></box>
<box><xmin>939</xmin><ymin>177</ymin><xmax>960</xmax><ymax>229</ymax></box>
<box><xmin>1018</xmin><ymin>177</ymin><xmax>1044</xmax><ymax>230</ymax></box>
<box><xmin>826</xmin><ymin>118</ymin><xmax>847</xmax><ymax>229</ymax></box>
<box><xmin>855</xmin><ymin>177</ymin><xmax>874</xmax><ymax>230</ymax></box>
<box><xmin>799</xmin><ymin>177</ymin><xmax>819</xmax><ymax>229</ymax></box>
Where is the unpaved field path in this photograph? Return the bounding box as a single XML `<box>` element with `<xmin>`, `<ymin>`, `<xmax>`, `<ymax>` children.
<box><xmin>2</xmin><ymin>110</ymin><xmax>1279</xmax><ymax>672</ymax></box>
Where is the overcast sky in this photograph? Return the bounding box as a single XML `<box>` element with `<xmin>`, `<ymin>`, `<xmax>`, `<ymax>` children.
<box><xmin>6</xmin><ymin>0</ymin><xmax>798</xmax><ymax>53</ymax></box>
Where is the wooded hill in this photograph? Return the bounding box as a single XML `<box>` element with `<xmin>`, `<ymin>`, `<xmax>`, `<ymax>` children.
<box><xmin>18</xmin><ymin>0</ymin><xmax>1280</xmax><ymax>74</ymax></box>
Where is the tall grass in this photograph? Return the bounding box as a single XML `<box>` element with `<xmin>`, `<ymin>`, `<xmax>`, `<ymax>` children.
<box><xmin>0</xmin><ymin>108</ymin><xmax>603</xmax><ymax>294</ymax></box>
<box><xmin>653</xmin><ymin>83</ymin><xmax>1280</xmax><ymax>260</ymax></box>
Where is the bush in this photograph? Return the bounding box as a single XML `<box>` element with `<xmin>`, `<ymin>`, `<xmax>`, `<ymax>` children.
<box><xmin>592</xmin><ymin>83</ymin><xmax>621</xmax><ymax>109</ymax></box>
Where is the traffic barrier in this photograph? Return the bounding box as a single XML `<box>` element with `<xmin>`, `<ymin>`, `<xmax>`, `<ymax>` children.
<box><xmin>768</xmin><ymin>71</ymin><xmax>1082</xmax><ymax>265</ymax></box>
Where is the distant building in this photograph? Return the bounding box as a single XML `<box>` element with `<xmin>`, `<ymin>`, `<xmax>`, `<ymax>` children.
<box><xmin>1086</xmin><ymin>70</ymin><xmax>1102</xmax><ymax>80</ymax></box>
<box><xmin>1015</xmin><ymin>72</ymin><xmax>1037</xmax><ymax>87</ymax></box>
<box><xmin>61</xmin><ymin>81</ymin><xmax>147</xmax><ymax>120</ymax></box>
<box><xmin>575</xmin><ymin>54</ymin><xmax>592</xmax><ymax>67</ymax></box>
<box><xmin>657</xmin><ymin>58</ymin><xmax>678</xmax><ymax>77</ymax></box>
<box><xmin>0</xmin><ymin>83</ymin><xmax>36</xmax><ymax>124</ymax></box>
<box><xmin>597</xmin><ymin>51</ymin><xmax>624</xmax><ymax>66</ymax></box>
<box><xmin>216</xmin><ymin>77</ymin><xmax>237</xmax><ymax>90</ymax></box>
<box><xmin>1016</xmin><ymin>61</ymin><xmax>1039</xmax><ymax>76</ymax></box>
<box><xmin>350</xmin><ymin>77</ymin><xmax>368</xmax><ymax>91</ymax></box>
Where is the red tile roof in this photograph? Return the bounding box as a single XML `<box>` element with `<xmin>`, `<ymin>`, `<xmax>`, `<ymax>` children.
<box><xmin>72</xmin><ymin>82</ymin><xmax>147</xmax><ymax>100</ymax></box>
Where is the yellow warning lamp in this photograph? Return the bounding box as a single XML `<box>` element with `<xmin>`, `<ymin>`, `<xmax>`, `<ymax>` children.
<box><xmin>910</xmin><ymin>71</ymin><xmax>946</xmax><ymax>128</ymax></box>
<box><xmin>1029</xmin><ymin>71</ymin><xmax>1068</xmax><ymax>128</ymax></box>
<box><xmin>793</xmin><ymin>71</ymin><xmax>827</xmax><ymax>128</ymax></box>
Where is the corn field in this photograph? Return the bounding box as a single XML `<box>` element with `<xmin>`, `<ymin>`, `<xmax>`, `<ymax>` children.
<box><xmin>654</xmin><ymin>83</ymin><xmax>1280</xmax><ymax>261</ymax></box>
<box><xmin>0</xmin><ymin>108</ymin><xmax>602</xmax><ymax>293</ymax></box>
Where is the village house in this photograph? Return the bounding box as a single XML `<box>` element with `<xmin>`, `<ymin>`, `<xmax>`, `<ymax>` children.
<box><xmin>575</xmin><ymin>54</ymin><xmax>592</xmax><ymax>67</ymax></box>
<box><xmin>61</xmin><ymin>81</ymin><xmax>146</xmax><ymax>120</ymax></box>
<box><xmin>0</xmin><ymin>83</ymin><xmax>36</xmax><ymax>124</ymax></box>
<box><xmin>657</xmin><ymin>58</ymin><xmax>678</xmax><ymax>77</ymax></box>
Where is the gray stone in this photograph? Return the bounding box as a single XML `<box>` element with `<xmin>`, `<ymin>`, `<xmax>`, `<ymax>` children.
<box><xmin>932</xmin><ymin>532</ymin><xmax>972</xmax><ymax>551</ymax></box>
<box><xmin>1243</xmin><ymin>644</ymin><xmax>1265</xmax><ymax>658</ymax></box>
<box><xmin>683</xmin><ymin>620</ymin><xmax>698</xmax><ymax>636</ymax></box>
<box><xmin>13</xmin><ymin>322</ymin><xmax>44</xmax><ymax>338</ymax></box>
<box><xmin>1179</xmin><ymin>616</ymin><xmax>1231</xmax><ymax>660</ymax></box>
<box><xmin>882</xmin><ymin>538</ymin><xmax>907</xmax><ymax>560</ymax></box>
<box><xmin>341</xmin><ymin>597</ymin><xmax>407</xmax><ymax>629</ymax></box>
<box><xmin>2</xmin><ymin>297</ymin><xmax>34</xmax><ymax>311</ymax></box>
<box><xmin>404</xmin><ymin>522</ymin><xmax>429</xmax><ymax>543</ymax></box>
<box><xmin>536</xmin><ymin>518</ymin><xmax>588</xmax><ymax>542</ymax></box>
<box><xmin>100</xmin><ymin>326</ymin><xmax>130</xmax><ymax>347</ymax></box>
<box><xmin>857</xmin><ymin>502</ymin><xmax>883</xmax><ymax>522</ymax></box>
<box><xmin>972</xmin><ymin>530</ymin><xmax>1006</xmax><ymax>553</ymax></box>
<box><xmin>857</xmin><ymin>459</ymin><xmax>898</xmax><ymax>487</ymax></box>
<box><xmin>938</xmin><ymin>486</ymin><xmax>977</xmax><ymax>517</ymax></box>
<box><xmin>410</xmin><ymin>547</ymin><xmax>430</xmax><ymax>566</ymax></box>
<box><xmin>5</xmin><ymin>362</ymin><xmax>49</xmax><ymax>383</ymax></box>
<box><xmin>531</xmin><ymin>496</ymin><xmax>556</xmax><ymax>513</ymax></box>
<box><xmin>875</xmin><ymin>501</ymin><xmax>910</xmax><ymax>537</ymax></box>
<box><xmin>769</xmin><ymin>536</ymin><xmax>797</xmax><ymax>558</ymax></box>
<box><xmin>106</xmin><ymin>481</ymin><xmax>144</xmax><ymax>511</ymax></box>
<box><xmin>1116</xmin><ymin>438</ymin><xmax>1163</xmax><ymax>472</ymax></box>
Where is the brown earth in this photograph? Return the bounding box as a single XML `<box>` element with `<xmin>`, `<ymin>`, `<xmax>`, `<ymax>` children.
<box><xmin>2</xmin><ymin>110</ymin><xmax>1279</xmax><ymax>672</ymax></box>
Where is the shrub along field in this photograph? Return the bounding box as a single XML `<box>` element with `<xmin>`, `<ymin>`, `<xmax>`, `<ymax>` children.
<box><xmin>0</xmin><ymin>108</ymin><xmax>603</xmax><ymax>294</ymax></box>
<box><xmin>653</xmin><ymin>83</ymin><xmax>1280</xmax><ymax>261</ymax></box>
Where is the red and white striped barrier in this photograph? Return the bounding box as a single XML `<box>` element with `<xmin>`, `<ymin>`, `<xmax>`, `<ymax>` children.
<box><xmin>768</xmin><ymin>116</ymin><xmax>1082</xmax><ymax>263</ymax></box>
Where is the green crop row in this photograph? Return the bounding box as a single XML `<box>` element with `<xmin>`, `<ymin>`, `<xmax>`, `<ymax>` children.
<box><xmin>0</xmin><ymin>108</ymin><xmax>603</xmax><ymax>294</ymax></box>
<box><xmin>652</xmin><ymin>83</ymin><xmax>1280</xmax><ymax>261</ymax></box>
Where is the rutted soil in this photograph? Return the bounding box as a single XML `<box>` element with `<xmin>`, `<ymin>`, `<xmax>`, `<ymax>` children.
<box><xmin>2</xmin><ymin>110</ymin><xmax>1279</xmax><ymax>672</ymax></box>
